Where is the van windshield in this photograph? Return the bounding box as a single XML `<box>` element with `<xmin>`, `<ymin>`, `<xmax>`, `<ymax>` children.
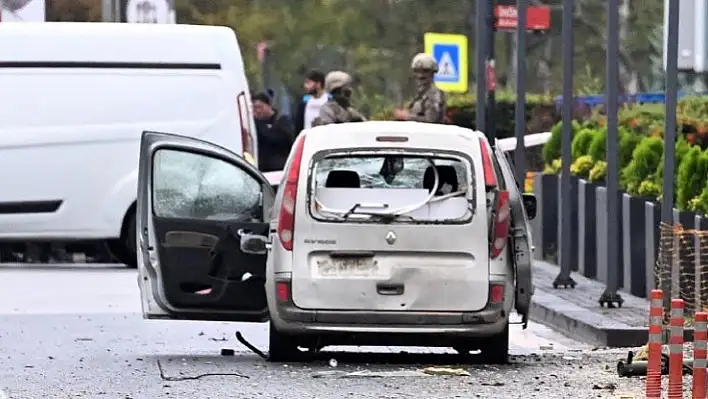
<box><xmin>309</xmin><ymin>152</ymin><xmax>475</xmax><ymax>224</ymax></box>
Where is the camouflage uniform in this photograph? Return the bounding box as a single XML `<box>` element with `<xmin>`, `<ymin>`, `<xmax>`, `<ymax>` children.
<box><xmin>311</xmin><ymin>71</ymin><xmax>366</xmax><ymax>126</ymax></box>
<box><xmin>406</xmin><ymin>84</ymin><xmax>446</xmax><ymax>124</ymax></box>
<box><xmin>313</xmin><ymin>102</ymin><xmax>366</xmax><ymax>126</ymax></box>
<box><xmin>404</xmin><ymin>53</ymin><xmax>447</xmax><ymax>124</ymax></box>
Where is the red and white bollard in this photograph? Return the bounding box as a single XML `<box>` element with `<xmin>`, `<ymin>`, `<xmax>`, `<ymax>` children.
<box><xmin>668</xmin><ymin>298</ymin><xmax>684</xmax><ymax>399</ymax></box>
<box><xmin>693</xmin><ymin>312</ymin><xmax>708</xmax><ymax>399</ymax></box>
<box><xmin>646</xmin><ymin>289</ymin><xmax>664</xmax><ymax>399</ymax></box>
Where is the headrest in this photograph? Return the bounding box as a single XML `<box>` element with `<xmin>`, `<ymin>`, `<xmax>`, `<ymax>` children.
<box><xmin>325</xmin><ymin>170</ymin><xmax>361</xmax><ymax>188</ymax></box>
<box><xmin>423</xmin><ymin>165</ymin><xmax>459</xmax><ymax>195</ymax></box>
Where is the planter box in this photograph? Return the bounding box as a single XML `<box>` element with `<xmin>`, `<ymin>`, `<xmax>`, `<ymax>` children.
<box><xmin>556</xmin><ymin>175</ymin><xmax>580</xmax><ymax>270</ymax></box>
<box><xmin>595</xmin><ymin>187</ymin><xmax>624</xmax><ymax>288</ymax></box>
<box><xmin>532</xmin><ymin>174</ymin><xmax>559</xmax><ymax>261</ymax></box>
<box><xmin>578</xmin><ymin>179</ymin><xmax>598</xmax><ymax>278</ymax></box>
<box><xmin>622</xmin><ymin>194</ymin><xmax>653</xmax><ymax>298</ymax></box>
<box><xmin>644</xmin><ymin>201</ymin><xmax>661</xmax><ymax>297</ymax></box>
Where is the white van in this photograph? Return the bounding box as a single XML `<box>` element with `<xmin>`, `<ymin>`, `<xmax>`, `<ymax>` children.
<box><xmin>0</xmin><ymin>22</ymin><xmax>257</xmax><ymax>267</ymax></box>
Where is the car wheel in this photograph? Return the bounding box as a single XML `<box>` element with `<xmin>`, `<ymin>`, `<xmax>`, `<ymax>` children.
<box><xmin>106</xmin><ymin>212</ymin><xmax>137</xmax><ymax>268</ymax></box>
<box><xmin>479</xmin><ymin>323</ymin><xmax>509</xmax><ymax>364</ymax></box>
<box><xmin>268</xmin><ymin>322</ymin><xmax>301</xmax><ymax>363</ymax></box>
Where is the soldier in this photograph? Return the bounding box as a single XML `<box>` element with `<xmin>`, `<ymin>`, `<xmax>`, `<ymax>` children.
<box><xmin>394</xmin><ymin>53</ymin><xmax>447</xmax><ymax>124</ymax></box>
<box><xmin>311</xmin><ymin>71</ymin><xmax>366</xmax><ymax>126</ymax></box>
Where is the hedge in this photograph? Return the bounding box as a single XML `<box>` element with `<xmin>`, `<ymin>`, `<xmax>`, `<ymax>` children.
<box><xmin>542</xmin><ymin>95</ymin><xmax>708</xmax><ymax>214</ymax></box>
<box><xmin>372</xmin><ymin>90</ymin><xmax>561</xmax><ymax>140</ymax></box>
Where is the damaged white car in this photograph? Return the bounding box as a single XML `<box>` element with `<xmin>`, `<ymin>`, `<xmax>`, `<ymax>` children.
<box><xmin>135</xmin><ymin>121</ymin><xmax>536</xmax><ymax>364</ymax></box>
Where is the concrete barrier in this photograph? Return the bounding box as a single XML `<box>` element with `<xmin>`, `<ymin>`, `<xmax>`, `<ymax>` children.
<box><xmin>578</xmin><ymin>179</ymin><xmax>597</xmax><ymax>278</ymax></box>
<box><xmin>622</xmin><ymin>194</ymin><xmax>650</xmax><ymax>297</ymax></box>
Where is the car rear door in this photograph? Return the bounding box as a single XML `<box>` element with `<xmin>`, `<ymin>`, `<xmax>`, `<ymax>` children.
<box><xmin>290</xmin><ymin>146</ymin><xmax>491</xmax><ymax>313</ymax></box>
<box><xmin>136</xmin><ymin>131</ymin><xmax>274</xmax><ymax>322</ymax></box>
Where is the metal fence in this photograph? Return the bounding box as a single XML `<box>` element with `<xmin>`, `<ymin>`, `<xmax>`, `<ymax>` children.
<box><xmin>656</xmin><ymin>222</ymin><xmax>708</xmax><ymax>318</ymax></box>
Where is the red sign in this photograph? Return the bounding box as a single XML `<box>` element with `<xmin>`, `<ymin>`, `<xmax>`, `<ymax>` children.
<box><xmin>494</xmin><ymin>5</ymin><xmax>551</xmax><ymax>31</ymax></box>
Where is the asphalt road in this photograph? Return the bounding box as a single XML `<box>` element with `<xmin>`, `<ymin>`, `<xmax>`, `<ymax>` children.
<box><xmin>0</xmin><ymin>265</ymin><xmax>647</xmax><ymax>399</ymax></box>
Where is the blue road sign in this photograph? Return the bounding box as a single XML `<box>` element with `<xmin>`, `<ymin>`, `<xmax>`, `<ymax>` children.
<box><xmin>424</xmin><ymin>33</ymin><xmax>468</xmax><ymax>93</ymax></box>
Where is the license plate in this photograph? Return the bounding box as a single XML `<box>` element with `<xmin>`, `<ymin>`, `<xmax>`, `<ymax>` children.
<box><xmin>316</xmin><ymin>258</ymin><xmax>378</xmax><ymax>277</ymax></box>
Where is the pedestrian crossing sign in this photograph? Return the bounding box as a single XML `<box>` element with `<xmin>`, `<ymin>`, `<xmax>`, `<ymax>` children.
<box><xmin>424</xmin><ymin>32</ymin><xmax>468</xmax><ymax>93</ymax></box>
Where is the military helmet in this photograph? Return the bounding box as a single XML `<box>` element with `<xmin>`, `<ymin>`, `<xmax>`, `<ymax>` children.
<box><xmin>410</xmin><ymin>53</ymin><xmax>438</xmax><ymax>72</ymax></box>
<box><xmin>324</xmin><ymin>71</ymin><xmax>352</xmax><ymax>92</ymax></box>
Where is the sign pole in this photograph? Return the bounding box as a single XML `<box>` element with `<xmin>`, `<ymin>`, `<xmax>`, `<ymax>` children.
<box><xmin>554</xmin><ymin>0</ymin><xmax>577</xmax><ymax>289</ymax></box>
<box><xmin>475</xmin><ymin>0</ymin><xmax>487</xmax><ymax>132</ymax></box>
<box><xmin>662</xmin><ymin>0</ymin><xmax>680</xmax><ymax>306</ymax></box>
<box><xmin>486</xmin><ymin>0</ymin><xmax>497</xmax><ymax>145</ymax></box>
<box><xmin>599</xmin><ymin>0</ymin><xmax>623</xmax><ymax>308</ymax></box>
<box><xmin>513</xmin><ymin>0</ymin><xmax>527</xmax><ymax>185</ymax></box>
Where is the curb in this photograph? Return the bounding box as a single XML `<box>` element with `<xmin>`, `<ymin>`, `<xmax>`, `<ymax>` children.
<box><xmin>530</xmin><ymin>289</ymin><xmax>695</xmax><ymax>347</ymax></box>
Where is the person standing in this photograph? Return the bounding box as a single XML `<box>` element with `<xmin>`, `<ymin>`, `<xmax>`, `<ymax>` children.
<box><xmin>252</xmin><ymin>92</ymin><xmax>295</xmax><ymax>172</ymax></box>
<box><xmin>294</xmin><ymin>69</ymin><xmax>331</xmax><ymax>133</ymax></box>
<box><xmin>394</xmin><ymin>53</ymin><xmax>447</xmax><ymax>124</ymax></box>
<box><xmin>312</xmin><ymin>71</ymin><xmax>366</xmax><ymax>126</ymax></box>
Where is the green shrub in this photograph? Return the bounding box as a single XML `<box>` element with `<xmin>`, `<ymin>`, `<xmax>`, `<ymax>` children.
<box><xmin>542</xmin><ymin>120</ymin><xmax>580</xmax><ymax>165</ymax></box>
<box><xmin>571</xmin><ymin>129</ymin><xmax>595</xmax><ymax>160</ymax></box>
<box><xmin>588</xmin><ymin>160</ymin><xmax>607</xmax><ymax>183</ymax></box>
<box><xmin>637</xmin><ymin>180</ymin><xmax>662</xmax><ymax>199</ymax></box>
<box><xmin>543</xmin><ymin>158</ymin><xmax>562</xmax><ymax>175</ymax></box>
<box><xmin>677</xmin><ymin>147</ymin><xmax>708</xmax><ymax>210</ymax></box>
<box><xmin>570</xmin><ymin>155</ymin><xmax>594</xmax><ymax>179</ymax></box>
<box><xmin>654</xmin><ymin>137</ymin><xmax>691</xmax><ymax>192</ymax></box>
<box><xmin>587</xmin><ymin>127</ymin><xmax>607</xmax><ymax>161</ymax></box>
<box><xmin>691</xmin><ymin>184</ymin><xmax>708</xmax><ymax>215</ymax></box>
<box><xmin>622</xmin><ymin>136</ymin><xmax>664</xmax><ymax>196</ymax></box>
<box><xmin>619</xmin><ymin>127</ymin><xmax>641</xmax><ymax>168</ymax></box>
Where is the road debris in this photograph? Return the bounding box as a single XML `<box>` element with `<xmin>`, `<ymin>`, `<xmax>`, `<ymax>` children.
<box><xmin>421</xmin><ymin>367</ymin><xmax>471</xmax><ymax>376</ymax></box>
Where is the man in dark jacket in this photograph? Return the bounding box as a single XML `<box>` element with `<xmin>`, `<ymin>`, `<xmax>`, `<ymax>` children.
<box><xmin>294</xmin><ymin>69</ymin><xmax>331</xmax><ymax>134</ymax></box>
<box><xmin>252</xmin><ymin>92</ymin><xmax>295</xmax><ymax>172</ymax></box>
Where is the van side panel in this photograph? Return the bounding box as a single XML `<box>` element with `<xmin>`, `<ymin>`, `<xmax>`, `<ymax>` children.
<box><xmin>0</xmin><ymin>68</ymin><xmax>242</xmax><ymax>239</ymax></box>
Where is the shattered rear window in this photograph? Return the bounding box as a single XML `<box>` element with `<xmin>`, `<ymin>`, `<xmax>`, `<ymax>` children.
<box><xmin>309</xmin><ymin>152</ymin><xmax>475</xmax><ymax>224</ymax></box>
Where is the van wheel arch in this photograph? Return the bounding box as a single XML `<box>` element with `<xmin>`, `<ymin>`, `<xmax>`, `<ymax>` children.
<box><xmin>106</xmin><ymin>202</ymin><xmax>137</xmax><ymax>268</ymax></box>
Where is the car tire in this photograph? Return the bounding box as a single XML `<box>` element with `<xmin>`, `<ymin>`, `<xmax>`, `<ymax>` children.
<box><xmin>107</xmin><ymin>211</ymin><xmax>137</xmax><ymax>268</ymax></box>
<box><xmin>479</xmin><ymin>323</ymin><xmax>509</xmax><ymax>364</ymax></box>
<box><xmin>268</xmin><ymin>322</ymin><xmax>301</xmax><ymax>363</ymax></box>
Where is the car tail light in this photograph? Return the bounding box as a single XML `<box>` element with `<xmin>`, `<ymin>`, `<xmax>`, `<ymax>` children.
<box><xmin>277</xmin><ymin>134</ymin><xmax>306</xmax><ymax>251</ymax></box>
<box><xmin>276</xmin><ymin>280</ymin><xmax>291</xmax><ymax>302</ymax></box>
<box><xmin>489</xmin><ymin>283</ymin><xmax>505</xmax><ymax>304</ymax></box>
<box><xmin>490</xmin><ymin>190</ymin><xmax>511</xmax><ymax>259</ymax></box>
<box><xmin>478</xmin><ymin>137</ymin><xmax>497</xmax><ymax>190</ymax></box>
<box><xmin>237</xmin><ymin>92</ymin><xmax>255</xmax><ymax>164</ymax></box>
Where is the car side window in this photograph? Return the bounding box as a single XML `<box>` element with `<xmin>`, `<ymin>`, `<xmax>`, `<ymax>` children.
<box><xmin>152</xmin><ymin>149</ymin><xmax>263</xmax><ymax>222</ymax></box>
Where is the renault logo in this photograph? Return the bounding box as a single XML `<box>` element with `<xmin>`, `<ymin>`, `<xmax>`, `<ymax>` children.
<box><xmin>385</xmin><ymin>231</ymin><xmax>397</xmax><ymax>245</ymax></box>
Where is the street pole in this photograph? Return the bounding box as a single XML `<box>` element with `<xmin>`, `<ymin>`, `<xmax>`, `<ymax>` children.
<box><xmin>475</xmin><ymin>0</ymin><xmax>487</xmax><ymax>132</ymax></box>
<box><xmin>662</xmin><ymin>0</ymin><xmax>680</xmax><ymax>304</ymax></box>
<box><xmin>599</xmin><ymin>0</ymin><xmax>623</xmax><ymax>308</ymax></box>
<box><xmin>102</xmin><ymin>0</ymin><xmax>114</xmax><ymax>22</ymax></box>
<box><xmin>554</xmin><ymin>0</ymin><xmax>577</xmax><ymax>289</ymax></box>
<box><xmin>513</xmin><ymin>0</ymin><xmax>527</xmax><ymax>185</ymax></box>
<box><xmin>486</xmin><ymin>0</ymin><xmax>497</xmax><ymax>145</ymax></box>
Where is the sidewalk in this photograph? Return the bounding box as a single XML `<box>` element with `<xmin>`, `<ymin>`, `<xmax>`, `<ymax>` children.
<box><xmin>529</xmin><ymin>261</ymin><xmax>654</xmax><ymax>348</ymax></box>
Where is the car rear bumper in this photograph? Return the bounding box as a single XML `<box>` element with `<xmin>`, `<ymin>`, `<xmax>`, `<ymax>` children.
<box><xmin>270</xmin><ymin>301</ymin><xmax>509</xmax><ymax>338</ymax></box>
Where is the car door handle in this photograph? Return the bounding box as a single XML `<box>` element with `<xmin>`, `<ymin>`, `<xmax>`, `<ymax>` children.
<box><xmin>376</xmin><ymin>283</ymin><xmax>404</xmax><ymax>296</ymax></box>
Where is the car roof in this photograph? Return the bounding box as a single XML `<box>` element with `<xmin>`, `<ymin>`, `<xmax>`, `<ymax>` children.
<box><xmin>303</xmin><ymin>121</ymin><xmax>488</xmax><ymax>151</ymax></box>
<box><xmin>0</xmin><ymin>22</ymin><xmax>237</xmax><ymax>65</ymax></box>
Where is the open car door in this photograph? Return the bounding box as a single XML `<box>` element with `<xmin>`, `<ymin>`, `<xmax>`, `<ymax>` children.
<box><xmin>136</xmin><ymin>131</ymin><xmax>275</xmax><ymax>322</ymax></box>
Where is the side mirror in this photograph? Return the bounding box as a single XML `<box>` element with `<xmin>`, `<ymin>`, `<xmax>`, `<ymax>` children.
<box><xmin>522</xmin><ymin>193</ymin><xmax>537</xmax><ymax>221</ymax></box>
<box><xmin>240</xmin><ymin>233</ymin><xmax>270</xmax><ymax>255</ymax></box>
